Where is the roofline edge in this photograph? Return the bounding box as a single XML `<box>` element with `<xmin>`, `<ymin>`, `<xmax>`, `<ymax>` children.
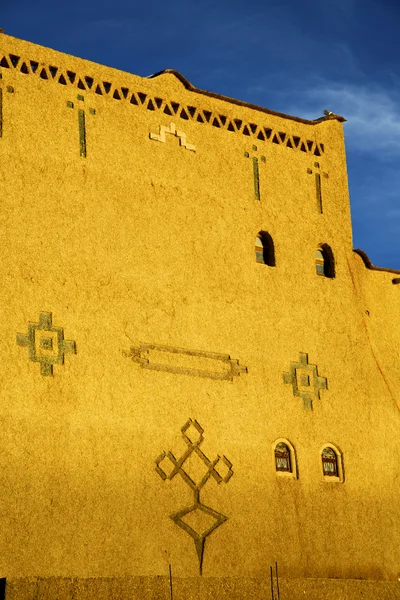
<box><xmin>148</xmin><ymin>69</ymin><xmax>347</xmax><ymax>125</ymax></box>
<box><xmin>353</xmin><ymin>249</ymin><xmax>400</xmax><ymax>275</ymax></box>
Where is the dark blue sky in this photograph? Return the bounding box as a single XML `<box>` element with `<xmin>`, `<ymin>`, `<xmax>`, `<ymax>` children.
<box><xmin>3</xmin><ymin>0</ymin><xmax>400</xmax><ymax>268</ymax></box>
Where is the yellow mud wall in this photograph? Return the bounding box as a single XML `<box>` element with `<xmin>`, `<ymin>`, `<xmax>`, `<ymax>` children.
<box><xmin>3</xmin><ymin>576</ymin><xmax>400</xmax><ymax>600</ymax></box>
<box><xmin>0</xmin><ymin>32</ymin><xmax>399</xmax><ymax>592</ymax></box>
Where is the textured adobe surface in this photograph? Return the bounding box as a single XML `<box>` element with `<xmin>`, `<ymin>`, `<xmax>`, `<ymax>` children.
<box><xmin>4</xmin><ymin>577</ymin><xmax>400</xmax><ymax>599</ymax></box>
<box><xmin>0</xmin><ymin>32</ymin><xmax>400</xmax><ymax>598</ymax></box>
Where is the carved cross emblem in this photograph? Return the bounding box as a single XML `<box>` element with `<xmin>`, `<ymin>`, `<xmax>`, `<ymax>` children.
<box><xmin>155</xmin><ymin>419</ymin><xmax>233</xmax><ymax>575</ymax></box>
<box><xmin>66</xmin><ymin>94</ymin><xmax>96</xmax><ymax>157</ymax></box>
<box><xmin>244</xmin><ymin>144</ymin><xmax>266</xmax><ymax>201</ymax></box>
<box><xmin>307</xmin><ymin>162</ymin><xmax>329</xmax><ymax>213</ymax></box>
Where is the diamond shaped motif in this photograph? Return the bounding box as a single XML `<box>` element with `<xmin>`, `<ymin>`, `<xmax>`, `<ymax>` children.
<box><xmin>213</xmin><ymin>455</ymin><xmax>234</xmax><ymax>483</ymax></box>
<box><xmin>17</xmin><ymin>312</ymin><xmax>76</xmax><ymax>376</ymax></box>
<box><xmin>283</xmin><ymin>352</ymin><xmax>327</xmax><ymax>410</ymax></box>
<box><xmin>155</xmin><ymin>451</ymin><xmax>176</xmax><ymax>480</ymax></box>
<box><xmin>171</xmin><ymin>501</ymin><xmax>228</xmax><ymax>570</ymax></box>
<box><xmin>181</xmin><ymin>451</ymin><xmax>213</xmax><ymax>487</ymax></box>
<box><xmin>178</xmin><ymin>503</ymin><xmax>226</xmax><ymax>538</ymax></box>
<box><xmin>181</xmin><ymin>419</ymin><xmax>204</xmax><ymax>446</ymax></box>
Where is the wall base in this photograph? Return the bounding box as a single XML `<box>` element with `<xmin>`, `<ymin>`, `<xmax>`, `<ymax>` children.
<box><xmin>3</xmin><ymin>576</ymin><xmax>400</xmax><ymax>600</ymax></box>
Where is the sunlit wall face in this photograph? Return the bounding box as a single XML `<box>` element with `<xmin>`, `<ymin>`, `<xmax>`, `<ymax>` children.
<box><xmin>0</xmin><ymin>31</ymin><xmax>399</xmax><ymax>597</ymax></box>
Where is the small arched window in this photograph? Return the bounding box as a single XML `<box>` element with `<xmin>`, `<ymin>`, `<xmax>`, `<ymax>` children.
<box><xmin>320</xmin><ymin>444</ymin><xmax>344</xmax><ymax>482</ymax></box>
<box><xmin>255</xmin><ymin>231</ymin><xmax>275</xmax><ymax>266</ymax></box>
<box><xmin>315</xmin><ymin>244</ymin><xmax>335</xmax><ymax>278</ymax></box>
<box><xmin>321</xmin><ymin>447</ymin><xmax>338</xmax><ymax>477</ymax></box>
<box><xmin>273</xmin><ymin>439</ymin><xmax>297</xmax><ymax>478</ymax></box>
<box><xmin>275</xmin><ymin>442</ymin><xmax>291</xmax><ymax>472</ymax></box>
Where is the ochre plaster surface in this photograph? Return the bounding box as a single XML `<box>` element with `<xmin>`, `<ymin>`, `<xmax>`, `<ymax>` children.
<box><xmin>0</xmin><ymin>32</ymin><xmax>400</xmax><ymax>598</ymax></box>
<box><xmin>3</xmin><ymin>577</ymin><xmax>400</xmax><ymax>600</ymax></box>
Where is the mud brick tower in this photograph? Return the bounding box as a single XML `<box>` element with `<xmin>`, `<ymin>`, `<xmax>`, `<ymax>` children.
<box><xmin>1</xmin><ymin>32</ymin><xmax>400</xmax><ymax>600</ymax></box>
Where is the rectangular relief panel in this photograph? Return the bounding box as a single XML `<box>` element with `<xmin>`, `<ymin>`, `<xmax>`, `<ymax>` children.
<box><xmin>125</xmin><ymin>343</ymin><xmax>247</xmax><ymax>382</ymax></box>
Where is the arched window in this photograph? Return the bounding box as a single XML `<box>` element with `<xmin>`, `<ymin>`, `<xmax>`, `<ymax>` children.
<box><xmin>321</xmin><ymin>447</ymin><xmax>338</xmax><ymax>476</ymax></box>
<box><xmin>255</xmin><ymin>231</ymin><xmax>275</xmax><ymax>266</ymax></box>
<box><xmin>315</xmin><ymin>244</ymin><xmax>335</xmax><ymax>278</ymax></box>
<box><xmin>320</xmin><ymin>444</ymin><xmax>344</xmax><ymax>482</ymax></box>
<box><xmin>273</xmin><ymin>439</ymin><xmax>297</xmax><ymax>478</ymax></box>
<box><xmin>275</xmin><ymin>442</ymin><xmax>291</xmax><ymax>472</ymax></box>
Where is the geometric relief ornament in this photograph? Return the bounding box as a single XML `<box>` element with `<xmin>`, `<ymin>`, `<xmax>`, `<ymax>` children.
<box><xmin>126</xmin><ymin>343</ymin><xmax>247</xmax><ymax>382</ymax></box>
<box><xmin>283</xmin><ymin>352</ymin><xmax>327</xmax><ymax>410</ymax></box>
<box><xmin>155</xmin><ymin>419</ymin><xmax>233</xmax><ymax>575</ymax></box>
<box><xmin>66</xmin><ymin>94</ymin><xmax>96</xmax><ymax>158</ymax></box>
<box><xmin>149</xmin><ymin>122</ymin><xmax>196</xmax><ymax>151</ymax></box>
<box><xmin>307</xmin><ymin>161</ymin><xmax>329</xmax><ymax>214</ymax></box>
<box><xmin>243</xmin><ymin>144</ymin><xmax>266</xmax><ymax>201</ymax></box>
<box><xmin>16</xmin><ymin>312</ymin><xmax>76</xmax><ymax>376</ymax></box>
